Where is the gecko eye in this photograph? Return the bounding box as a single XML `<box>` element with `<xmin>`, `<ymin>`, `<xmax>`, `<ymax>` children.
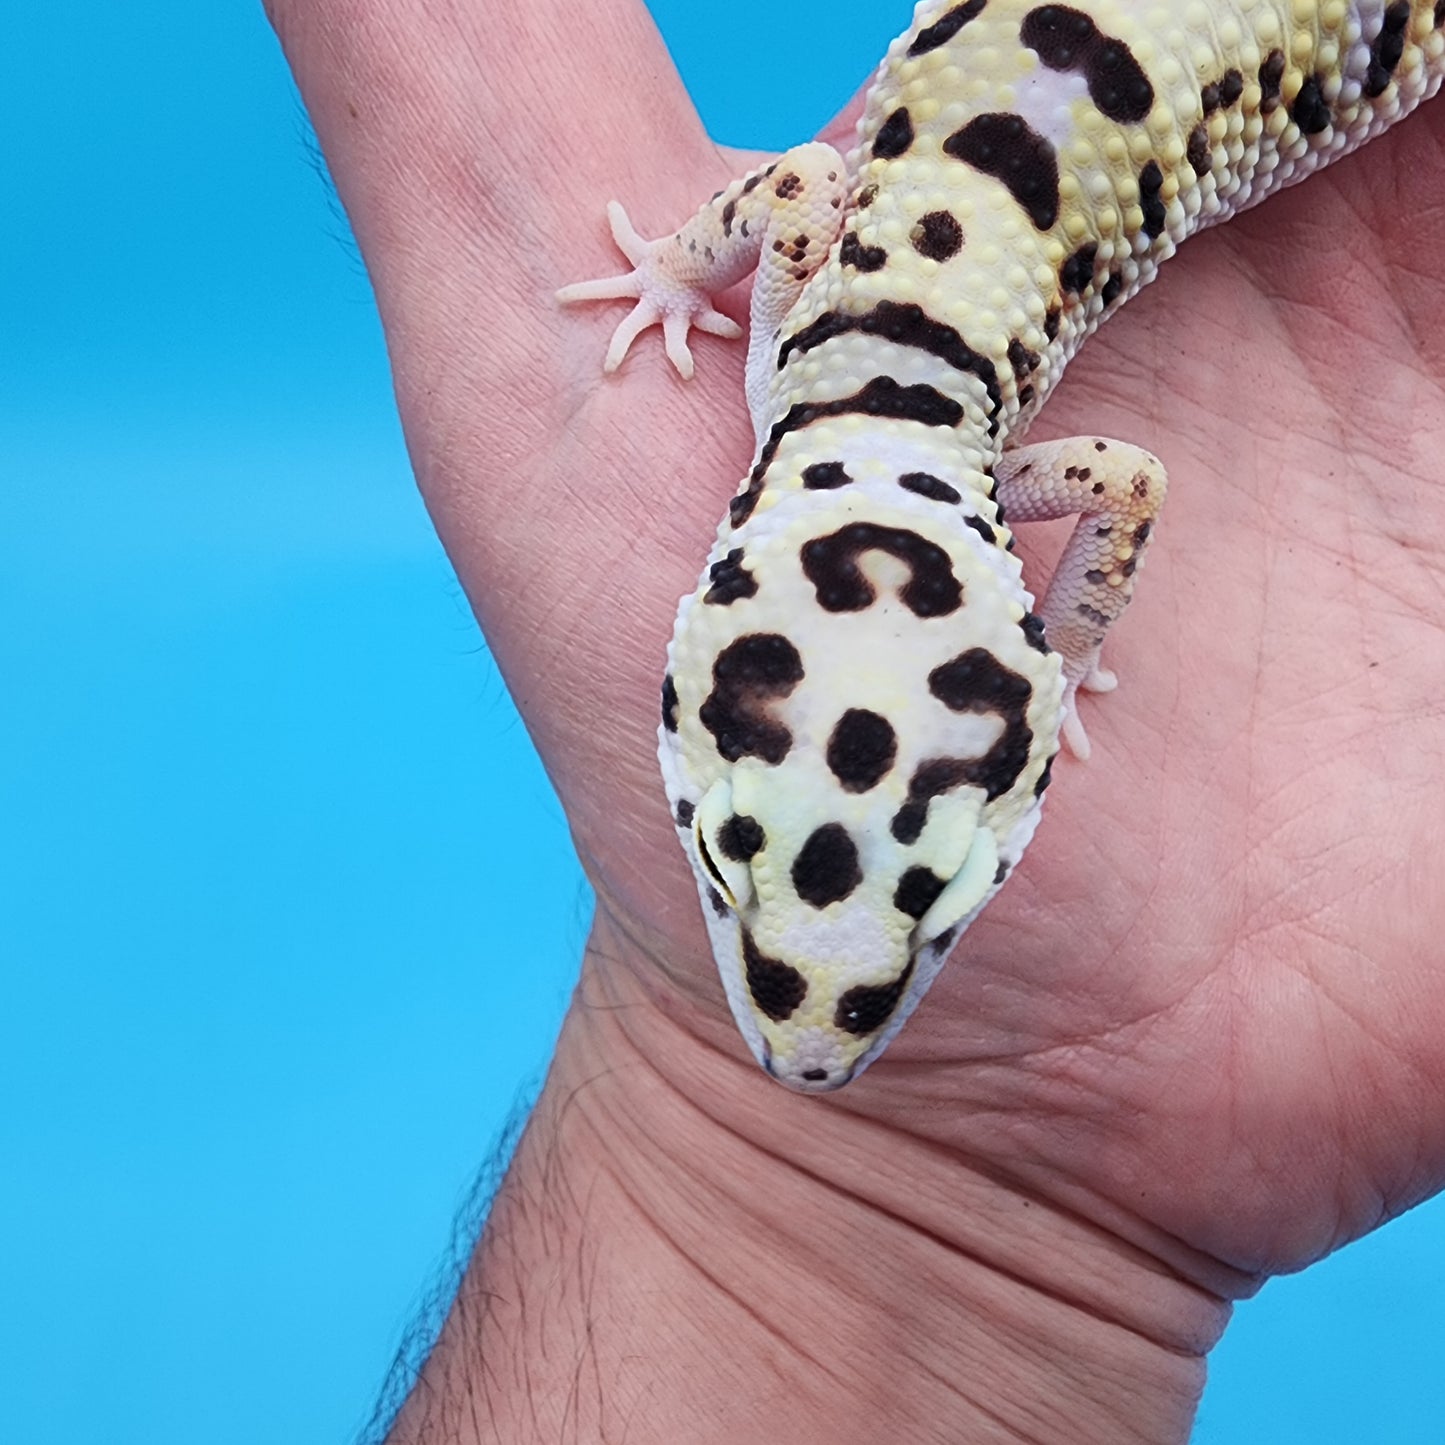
<box><xmin>697</xmin><ymin>830</ymin><xmax>734</xmax><ymax>904</ymax></box>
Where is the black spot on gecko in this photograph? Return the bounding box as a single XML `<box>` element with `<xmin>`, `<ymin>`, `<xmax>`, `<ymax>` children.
<box><xmin>699</xmin><ymin>633</ymin><xmax>804</xmax><ymax>764</ymax></box>
<box><xmin>1436</xmin><ymin>0</ymin><xmax>1445</xmax><ymax>27</ymax></box>
<box><xmin>1219</xmin><ymin>68</ymin><xmax>1244</xmax><ymax>106</ymax></box>
<box><xmin>1138</xmin><ymin>160</ymin><xmax>1166</xmax><ymax>239</ymax></box>
<box><xmin>1020</xmin><ymin>5</ymin><xmax>1154</xmax><ymax>124</ymax></box>
<box><xmin>1020</xmin><ymin>611</ymin><xmax>1050</xmax><ymax>652</ymax></box>
<box><xmin>792</xmin><ymin>823</ymin><xmax>863</xmax><ymax>908</ymax></box>
<box><xmin>674</xmin><ymin>798</ymin><xmax>694</xmax><ymax>828</ymax></box>
<box><xmin>707</xmin><ymin>885</ymin><xmax>729</xmax><ymax>917</ymax></box>
<box><xmin>1008</xmin><ymin>337</ymin><xmax>1040</xmax><ymax>376</ymax></box>
<box><xmin>1045</xmin><ymin>306</ymin><xmax>1061</xmax><ymax>341</ymax></box>
<box><xmin>801</xmin><ymin>522</ymin><xmax>964</xmax><ymax>617</ymax></box>
<box><xmin>662</xmin><ymin>674</ymin><xmax>679</xmax><ymax>733</ymax></box>
<box><xmin>743</xmin><ymin>930</ymin><xmax>807</xmax><ymax>1021</ymax></box>
<box><xmin>874</xmin><ymin>107</ymin><xmax>915</xmax><ymax>159</ymax></box>
<box><xmin>704</xmin><ymin>548</ymin><xmax>758</xmax><ymax>605</ymax></box>
<box><xmin>944</xmin><ymin>113</ymin><xmax>1060</xmax><ymax>230</ymax></box>
<box><xmin>1017</xmin><ymin>384</ymin><xmax>1036</xmax><ymax>407</ymax></box>
<box><xmin>1060</xmin><ymin>242</ymin><xmax>1098</xmax><ymax>293</ymax></box>
<box><xmin>899</xmin><ymin>470</ymin><xmax>962</xmax><ymax>504</ymax></box>
<box><xmin>1259</xmin><ymin>50</ymin><xmax>1285</xmax><ymax>112</ymax></box>
<box><xmin>1101</xmin><ymin>272</ymin><xmax>1123</xmax><ymax>307</ymax></box>
<box><xmin>774</xmin><ymin>172</ymin><xmax>804</xmax><ymax>200</ymax></box>
<box><xmin>835</xmin><ymin>960</ymin><xmax>914</xmax><ymax>1036</ymax></box>
<box><xmin>1133</xmin><ymin>519</ymin><xmax>1152</xmax><ymax>546</ymax></box>
<box><xmin>1034</xmin><ymin>755</ymin><xmax>1055</xmax><ymax>796</ymax></box>
<box><xmin>856</xmin><ymin>183</ymin><xmax>878</xmax><ymax>208</ymax></box>
<box><xmin>749</xmin><ymin>378</ymin><xmax>966</xmax><ymax>492</ymax></box>
<box><xmin>718</xmin><ymin>813</ymin><xmax>766</xmax><ymax>862</ymax></box>
<box><xmin>721</xmin><ymin>198</ymin><xmax>737</xmax><ymax>236</ymax></box>
<box><xmin>890</xmin><ymin>798</ymin><xmax>929</xmax><ymax>846</ymax></box>
<box><xmin>802</xmin><ymin>461</ymin><xmax>853</xmax><ymax>490</ymax></box>
<box><xmin>729</xmin><ymin>482</ymin><xmax>762</xmax><ymax>527</ymax></box>
<box><xmin>1187</xmin><ymin>123</ymin><xmax>1212</xmax><ymax>177</ymax></box>
<box><xmin>840</xmin><ymin>232</ymin><xmax>888</xmax><ymax>271</ymax></box>
<box><xmin>1366</xmin><ymin>1</ymin><xmax>1411</xmax><ymax>98</ymax></box>
<box><xmin>1290</xmin><ymin>75</ymin><xmax>1332</xmax><ymax>135</ymax></box>
<box><xmin>894</xmin><ymin>866</ymin><xmax>947</xmax><ymax>920</ymax></box>
<box><xmin>827</xmin><ymin>709</ymin><xmax>898</xmax><ymax>792</ymax></box>
<box><xmin>911</xmin><ymin>210</ymin><xmax>965</xmax><ymax>260</ymax></box>
<box><xmin>778</xmin><ymin>302</ymin><xmax>1003</xmax><ymax>431</ymax></box>
<box><xmin>927</xmin><ymin>649</ymin><xmax>1035</xmax><ymax>800</ymax></box>
<box><xmin>932</xmin><ymin>926</ymin><xmax>958</xmax><ymax>953</ymax></box>
<box><xmin>743</xmin><ymin>173</ymin><xmax>763</xmax><ymax>194</ymax></box>
<box><xmin>964</xmin><ymin>513</ymin><xmax>997</xmax><ymax>546</ymax></box>
<box><xmin>1200</xmin><ymin>80</ymin><xmax>1222</xmax><ymax>115</ymax></box>
<box><xmin>909</xmin><ymin>0</ymin><xmax>988</xmax><ymax>55</ymax></box>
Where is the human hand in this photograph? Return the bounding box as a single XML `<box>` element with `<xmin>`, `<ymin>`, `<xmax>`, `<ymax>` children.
<box><xmin>272</xmin><ymin>0</ymin><xmax>1445</xmax><ymax>1437</ymax></box>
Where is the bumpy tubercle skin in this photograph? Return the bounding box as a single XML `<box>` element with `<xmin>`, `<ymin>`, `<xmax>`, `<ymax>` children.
<box><xmin>564</xmin><ymin>0</ymin><xmax>1445</xmax><ymax>1092</ymax></box>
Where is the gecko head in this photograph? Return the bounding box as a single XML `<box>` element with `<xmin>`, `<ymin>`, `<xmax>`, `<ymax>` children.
<box><xmin>683</xmin><ymin>769</ymin><xmax>1005</xmax><ymax>1092</ymax></box>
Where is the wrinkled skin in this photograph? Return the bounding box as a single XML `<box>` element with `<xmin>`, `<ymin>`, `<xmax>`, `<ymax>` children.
<box><xmin>273</xmin><ymin>0</ymin><xmax>1445</xmax><ymax>1424</ymax></box>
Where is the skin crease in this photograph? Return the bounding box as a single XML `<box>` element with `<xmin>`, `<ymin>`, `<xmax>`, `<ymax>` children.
<box><xmin>270</xmin><ymin>2</ymin><xmax>1445</xmax><ymax>1440</ymax></box>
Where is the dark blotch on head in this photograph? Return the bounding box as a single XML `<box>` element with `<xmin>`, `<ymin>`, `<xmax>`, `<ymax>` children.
<box><xmin>900</xmin><ymin>470</ymin><xmax>962</xmax><ymax>504</ymax></box>
<box><xmin>700</xmin><ymin>633</ymin><xmax>804</xmax><ymax>764</ymax></box>
<box><xmin>909</xmin><ymin>0</ymin><xmax>988</xmax><ymax>55</ymax></box>
<box><xmin>707</xmin><ymin>885</ymin><xmax>729</xmax><ymax>918</ymax></box>
<box><xmin>1220</xmin><ymin>68</ymin><xmax>1244</xmax><ymax>105</ymax></box>
<box><xmin>721</xmin><ymin>198</ymin><xmax>737</xmax><ymax>236</ymax></box>
<box><xmin>802</xmin><ymin>521</ymin><xmax>964</xmax><ymax>618</ymax></box>
<box><xmin>1290</xmin><ymin>74</ymin><xmax>1331</xmax><ymax>134</ymax></box>
<box><xmin>792</xmin><ymin>823</ymin><xmax>863</xmax><ymax>908</ymax></box>
<box><xmin>827</xmin><ymin>708</ymin><xmax>898</xmax><ymax>793</ymax></box>
<box><xmin>1044</xmin><ymin>306</ymin><xmax>1061</xmax><ymax>341</ymax></box>
<box><xmin>911</xmin><ymin>209</ymin><xmax>965</xmax><ymax>260</ymax></box>
<box><xmin>836</xmin><ymin>960</ymin><xmax>915</xmax><ymax>1037</ymax></box>
<box><xmin>874</xmin><ymin>107</ymin><xmax>915</xmax><ymax>159</ymax></box>
<box><xmin>718</xmin><ymin>813</ymin><xmax>766</xmax><ymax>863</ymax></box>
<box><xmin>894</xmin><ymin>866</ymin><xmax>947</xmax><ymax>920</ymax></box>
<box><xmin>1101</xmin><ymin>273</ymin><xmax>1123</xmax><ymax>307</ymax></box>
<box><xmin>840</xmin><ymin>232</ymin><xmax>888</xmax><ymax>271</ymax></box>
<box><xmin>662</xmin><ymin>674</ymin><xmax>679</xmax><ymax>733</ymax></box>
<box><xmin>890</xmin><ymin>799</ymin><xmax>929</xmax><ymax>846</ymax></box>
<box><xmin>802</xmin><ymin>461</ymin><xmax>853</xmax><ymax>490</ymax></box>
<box><xmin>743</xmin><ymin>931</ymin><xmax>807</xmax><ymax>1021</ymax></box>
<box><xmin>674</xmin><ymin>798</ymin><xmax>694</xmax><ymax>828</ymax></box>
<box><xmin>943</xmin><ymin>113</ymin><xmax>1061</xmax><ymax>230</ymax></box>
<box><xmin>704</xmin><ymin>547</ymin><xmax>759</xmax><ymax>605</ymax></box>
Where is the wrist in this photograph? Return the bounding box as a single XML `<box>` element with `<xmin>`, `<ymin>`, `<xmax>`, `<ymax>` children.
<box><xmin>387</xmin><ymin>915</ymin><xmax>1231</xmax><ymax>1445</ymax></box>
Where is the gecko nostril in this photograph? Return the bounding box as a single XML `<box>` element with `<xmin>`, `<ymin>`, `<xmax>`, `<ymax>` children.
<box><xmin>801</xmin><ymin>1068</ymin><xmax>828</xmax><ymax>1082</ymax></box>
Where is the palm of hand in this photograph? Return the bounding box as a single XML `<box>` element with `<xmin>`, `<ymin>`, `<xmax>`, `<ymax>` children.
<box><xmin>385</xmin><ymin>59</ymin><xmax>1445</xmax><ymax>1281</ymax></box>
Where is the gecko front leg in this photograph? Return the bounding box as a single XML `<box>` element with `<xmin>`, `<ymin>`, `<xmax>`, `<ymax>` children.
<box><xmin>558</xmin><ymin>143</ymin><xmax>847</xmax><ymax>438</ymax></box>
<box><xmin>995</xmin><ymin>438</ymin><xmax>1168</xmax><ymax>760</ymax></box>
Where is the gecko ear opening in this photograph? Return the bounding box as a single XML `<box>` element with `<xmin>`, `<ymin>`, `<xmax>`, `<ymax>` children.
<box><xmin>695</xmin><ymin>779</ymin><xmax>755</xmax><ymax>909</ymax></box>
<box><xmin>914</xmin><ymin>826</ymin><xmax>999</xmax><ymax>944</ymax></box>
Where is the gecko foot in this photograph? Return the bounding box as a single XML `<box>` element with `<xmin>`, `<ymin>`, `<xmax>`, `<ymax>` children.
<box><xmin>556</xmin><ymin>202</ymin><xmax>743</xmax><ymax>379</ymax></box>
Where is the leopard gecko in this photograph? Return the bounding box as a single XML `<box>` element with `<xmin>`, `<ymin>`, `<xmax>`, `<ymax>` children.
<box><xmin>560</xmin><ymin>0</ymin><xmax>1443</xmax><ymax>1092</ymax></box>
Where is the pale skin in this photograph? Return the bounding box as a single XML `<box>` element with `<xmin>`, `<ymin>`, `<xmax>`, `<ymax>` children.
<box><xmin>267</xmin><ymin>2</ymin><xmax>1445</xmax><ymax>1440</ymax></box>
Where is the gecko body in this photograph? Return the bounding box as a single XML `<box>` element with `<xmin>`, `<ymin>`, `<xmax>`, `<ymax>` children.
<box><xmin>561</xmin><ymin>0</ymin><xmax>1444</xmax><ymax>1091</ymax></box>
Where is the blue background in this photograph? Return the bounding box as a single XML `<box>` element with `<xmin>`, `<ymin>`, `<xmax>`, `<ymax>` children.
<box><xmin>4</xmin><ymin>2</ymin><xmax>1440</xmax><ymax>1441</ymax></box>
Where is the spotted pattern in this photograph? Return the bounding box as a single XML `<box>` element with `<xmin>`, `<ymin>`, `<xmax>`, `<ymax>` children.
<box><xmin>927</xmin><ymin>649</ymin><xmax>1035</xmax><ymax>800</ymax></box>
<box><xmin>835</xmin><ymin>960</ymin><xmax>915</xmax><ymax>1036</ymax></box>
<box><xmin>894</xmin><ymin>866</ymin><xmax>948</xmax><ymax>920</ymax></box>
<box><xmin>873</xmin><ymin>107</ymin><xmax>915</xmax><ymax>159</ymax></box>
<box><xmin>1367</xmin><ymin>2</ymin><xmax>1411</xmax><ymax>97</ymax></box>
<box><xmin>719</xmin><ymin>813</ymin><xmax>766</xmax><ymax>862</ymax></box>
<box><xmin>826</xmin><ymin>708</ymin><xmax>898</xmax><ymax>792</ymax></box>
<box><xmin>801</xmin><ymin>522</ymin><xmax>964</xmax><ymax>617</ymax></box>
<box><xmin>802</xmin><ymin>461</ymin><xmax>852</xmax><ymax>489</ymax></box>
<box><xmin>743</xmin><ymin>931</ymin><xmax>807</xmax><ymax>1021</ymax></box>
<box><xmin>899</xmin><ymin>470</ymin><xmax>963</xmax><ymax>504</ymax></box>
<box><xmin>792</xmin><ymin>822</ymin><xmax>863</xmax><ymax>907</ymax></box>
<box><xmin>699</xmin><ymin>633</ymin><xmax>804</xmax><ymax>764</ymax></box>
